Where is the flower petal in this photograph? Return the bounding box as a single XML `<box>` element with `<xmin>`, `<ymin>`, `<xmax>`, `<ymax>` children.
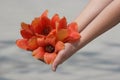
<box><xmin>32</xmin><ymin>47</ymin><xmax>45</xmax><ymax>60</ymax></box>
<box><xmin>44</xmin><ymin>52</ymin><xmax>57</xmax><ymax>64</ymax></box>
<box><xmin>31</xmin><ymin>18</ymin><xmax>42</xmax><ymax>34</ymax></box>
<box><xmin>41</xmin><ymin>16</ymin><xmax>50</xmax><ymax>27</ymax></box>
<box><xmin>68</xmin><ymin>22</ymin><xmax>78</xmax><ymax>32</ymax></box>
<box><xmin>37</xmin><ymin>36</ymin><xmax>45</xmax><ymax>47</ymax></box>
<box><xmin>55</xmin><ymin>41</ymin><xmax>65</xmax><ymax>52</ymax></box>
<box><xmin>27</xmin><ymin>37</ymin><xmax>39</xmax><ymax>51</ymax></box>
<box><xmin>45</xmin><ymin>30</ymin><xmax>56</xmax><ymax>46</ymax></box>
<box><xmin>57</xmin><ymin>29</ymin><xmax>68</xmax><ymax>41</ymax></box>
<box><xmin>16</xmin><ymin>39</ymin><xmax>28</xmax><ymax>50</ymax></box>
<box><xmin>20</xmin><ymin>29</ymin><xmax>33</xmax><ymax>39</ymax></box>
<box><xmin>51</xmin><ymin>14</ymin><xmax>60</xmax><ymax>29</ymax></box>
<box><xmin>21</xmin><ymin>22</ymin><xmax>30</xmax><ymax>30</ymax></box>
<box><xmin>66</xmin><ymin>22</ymin><xmax>80</xmax><ymax>42</ymax></box>
<box><xmin>67</xmin><ymin>31</ymin><xmax>80</xmax><ymax>42</ymax></box>
<box><xmin>41</xmin><ymin>10</ymin><xmax>48</xmax><ymax>17</ymax></box>
<box><xmin>20</xmin><ymin>22</ymin><xmax>33</xmax><ymax>39</ymax></box>
<box><xmin>58</xmin><ymin>17</ymin><xmax>67</xmax><ymax>29</ymax></box>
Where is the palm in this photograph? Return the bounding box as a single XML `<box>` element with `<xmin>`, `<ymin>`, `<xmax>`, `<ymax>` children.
<box><xmin>52</xmin><ymin>42</ymin><xmax>77</xmax><ymax>71</ymax></box>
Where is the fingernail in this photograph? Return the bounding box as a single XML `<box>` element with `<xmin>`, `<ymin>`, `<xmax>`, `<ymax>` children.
<box><xmin>52</xmin><ymin>67</ymin><xmax>56</xmax><ymax>72</ymax></box>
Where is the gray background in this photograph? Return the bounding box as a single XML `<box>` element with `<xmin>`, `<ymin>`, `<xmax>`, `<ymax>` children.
<box><xmin>0</xmin><ymin>0</ymin><xmax>120</xmax><ymax>80</ymax></box>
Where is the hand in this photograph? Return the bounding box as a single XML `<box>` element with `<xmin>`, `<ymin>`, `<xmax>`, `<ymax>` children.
<box><xmin>51</xmin><ymin>42</ymin><xmax>78</xmax><ymax>71</ymax></box>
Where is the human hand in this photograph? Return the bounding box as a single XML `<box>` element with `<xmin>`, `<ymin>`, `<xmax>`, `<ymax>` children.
<box><xmin>51</xmin><ymin>42</ymin><xmax>78</xmax><ymax>71</ymax></box>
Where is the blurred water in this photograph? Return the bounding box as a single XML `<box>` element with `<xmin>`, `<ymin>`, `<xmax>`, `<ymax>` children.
<box><xmin>0</xmin><ymin>0</ymin><xmax>120</xmax><ymax>80</ymax></box>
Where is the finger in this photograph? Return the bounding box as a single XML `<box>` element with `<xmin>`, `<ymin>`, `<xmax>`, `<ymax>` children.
<box><xmin>52</xmin><ymin>43</ymin><xmax>74</xmax><ymax>71</ymax></box>
<box><xmin>52</xmin><ymin>50</ymin><xmax>64</xmax><ymax>71</ymax></box>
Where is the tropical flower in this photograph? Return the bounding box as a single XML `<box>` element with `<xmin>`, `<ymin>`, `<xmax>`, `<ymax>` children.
<box><xmin>16</xmin><ymin>36</ymin><xmax>39</xmax><ymax>51</ymax></box>
<box><xmin>16</xmin><ymin>10</ymin><xmax>81</xmax><ymax>64</ymax></box>
<box><xmin>32</xmin><ymin>32</ymin><xmax>65</xmax><ymax>64</ymax></box>
<box><xmin>56</xmin><ymin>21</ymin><xmax>81</xmax><ymax>42</ymax></box>
<box><xmin>31</xmin><ymin>22</ymin><xmax>80</xmax><ymax>64</ymax></box>
<box><xmin>16</xmin><ymin>10</ymin><xmax>65</xmax><ymax>51</ymax></box>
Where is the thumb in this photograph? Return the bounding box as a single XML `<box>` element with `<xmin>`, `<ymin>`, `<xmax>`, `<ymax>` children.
<box><xmin>52</xmin><ymin>50</ymin><xmax>64</xmax><ymax>72</ymax></box>
<box><xmin>51</xmin><ymin>58</ymin><xmax>60</xmax><ymax>72</ymax></box>
<box><xmin>51</xmin><ymin>60</ymin><xmax>58</xmax><ymax>72</ymax></box>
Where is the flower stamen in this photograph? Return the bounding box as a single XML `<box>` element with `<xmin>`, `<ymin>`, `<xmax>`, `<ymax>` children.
<box><xmin>42</xmin><ymin>26</ymin><xmax>51</xmax><ymax>36</ymax></box>
<box><xmin>45</xmin><ymin>44</ymin><xmax>55</xmax><ymax>53</ymax></box>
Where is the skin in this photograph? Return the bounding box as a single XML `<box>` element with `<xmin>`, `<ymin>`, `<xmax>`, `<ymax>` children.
<box><xmin>52</xmin><ymin>0</ymin><xmax>120</xmax><ymax>71</ymax></box>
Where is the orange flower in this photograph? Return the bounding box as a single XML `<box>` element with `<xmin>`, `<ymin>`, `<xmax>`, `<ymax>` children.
<box><xmin>66</xmin><ymin>22</ymin><xmax>81</xmax><ymax>42</ymax></box>
<box><xmin>32</xmin><ymin>32</ymin><xmax>65</xmax><ymax>64</ymax></box>
<box><xmin>16</xmin><ymin>10</ymin><xmax>66</xmax><ymax>51</ymax></box>
<box><xmin>20</xmin><ymin>10</ymin><xmax>51</xmax><ymax>39</ymax></box>
<box><xmin>16</xmin><ymin>36</ymin><xmax>39</xmax><ymax>51</ymax></box>
<box><xmin>56</xmin><ymin>21</ymin><xmax>81</xmax><ymax>42</ymax></box>
<box><xmin>16</xmin><ymin>10</ymin><xmax>81</xmax><ymax>64</ymax></box>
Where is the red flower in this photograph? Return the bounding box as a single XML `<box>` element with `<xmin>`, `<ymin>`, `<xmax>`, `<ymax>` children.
<box><xmin>16</xmin><ymin>10</ymin><xmax>66</xmax><ymax>51</ymax></box>
<box><xmin>32</xmin><ymin>32</ymin><xmax>65</xmax><ymax>64</ymax></box>
<box><xmin>16</xmin><ymin>10</ymin><xmax>81</xmax><ymax>64</ymax></box>
<box><xmin>16</xmin><ymin>36</ymin><xmax>39</xmax><ymax>51</ymax></box>
<box><xmin>20</xmin><ymin>10</ymin><xmax>52</xmax><ymax>39</ymax></box>
<box><xmin>56</xmin><ymin>21</ymin><xmax>81</xmax><ymax>42</ymax></box>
